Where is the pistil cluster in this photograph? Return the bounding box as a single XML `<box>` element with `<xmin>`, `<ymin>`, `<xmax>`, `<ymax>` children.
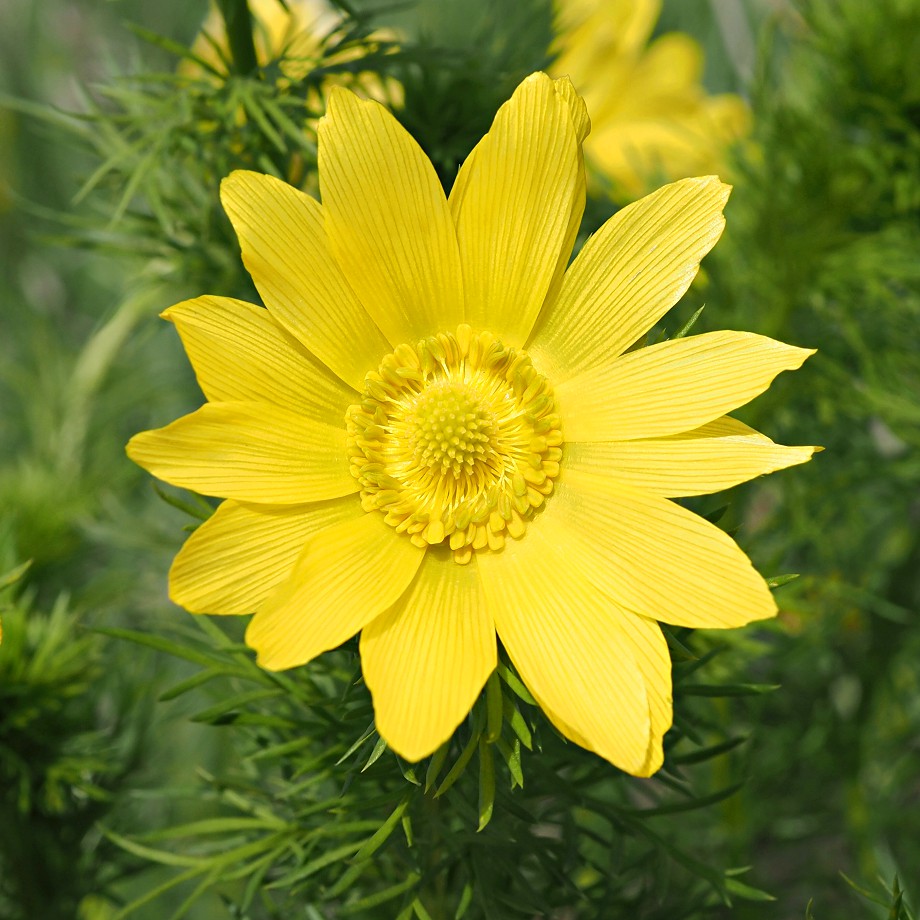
<box><xmin>346</xmin><ymin>325</ymin><xmax>562</xmax><ymax>563</ymax></box>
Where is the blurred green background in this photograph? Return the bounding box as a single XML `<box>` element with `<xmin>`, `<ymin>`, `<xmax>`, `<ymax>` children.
<box><xmin>1</xmin><ymin>0</ymin><xmax>918</xmax><ymax>917</ymax></box>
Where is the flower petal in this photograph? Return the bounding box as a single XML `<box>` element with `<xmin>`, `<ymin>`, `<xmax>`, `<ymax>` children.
<box><xmin>126</xmin><ymin>402</ymin><xmax>355</xmax><ymax>503</ymax></box>
<box><xmin>164</xmin><ymin>295</ymin><xmax>356</xmax><ymax>427</ymax></box>
<box><xmin>565</xmin><ymin>416</ymin><xmax>819</xmax><ymax>497</ymax></box>
<box><xmin>615</xmin><ymin>612</ymin><xmax>672</xmax><ymax>776</ymax></box>
<box><xmin>220</xmin><ymin>170</ymin><xmax>390</xmax><ymax>390</ymax></box>
<box><xmin>477</xmin><ymin>523</ymin><xmax>653</xmax><ymax>775</ymax></box>
<box><xmin>597</xmin><ymin>34</ymin><xmax>739</xmax><ymax>185</ymax></box>
<box><xmin>318</xmin><ymin>87</ymin><xmax>464</xmax><ymax>343</ymax></box>
<box><xmin>540</xmin><ymin>76</ymin><xmax>591</xmax><ymax>314</ymax></box>
<box><xmin>247</xmin><ymin>513</ymin><xmax>425</xmax><ymax>670</ymax></box>
<box><xmin>630</xmin><ymin>32</ymin><xmax>704</xmax><ymax>97</ymax></box>
<box><xmin>557</xmin><ymin>331</ymin><xmax>815</xmax><ymax>442</ymax></box>
<box><xmin>448</xmin><ymin>72</ymin><xmax>580</xmax><ymax>347</ymax></box>
<box><xmin>527</xmin><ymin>177</ymin><xmax>729</xmax><ymax>381</ymax></box>
<box><xmin>552</xmin><ymin>75</ymin><xmax>592</xmax><ymax>148</ymax></box>
<box><xmin>553</xmin><ymin>0</ymin><xmax>659</xmax><ymax>91</ymax></box>
<box><xmin>548</xmin><ymin>468</ymin><xmax>777</xmax><ymax>629</ymax></box>
<box><xmin>703</xmin><ymin>93</ymin><xmax>752</xmax><ymax>152</ymax></box>
<box><xmin>169</xmin><ymin>496</ymin><xmax>363</xmax><ymax>615</ymax></box>
<box><xmin>525</xmin><ymin>610</ymin><xmax>671</xmax><ymax>776</ymax></box>
<box><xmin>360</xmin><ymin>553</ymin><xmax>496</xmax><ymax>761</ymax></box>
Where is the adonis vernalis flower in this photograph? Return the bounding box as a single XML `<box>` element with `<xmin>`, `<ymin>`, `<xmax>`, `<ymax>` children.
<box><xmin>128</xmin><ymin>72</ymin><xmax>815</xmax><ymax>776</ymax></box>
<box><xmin>183</xmin><ymin>0</ymin><xmax>331</xmax><ymax>81</ymax></box>
<box><xmin>552</xmin><ymin>0</ymin><xmax>750</xmax><ymax>198</ymax></box>
<box><xmin>183</xmin><ymin>0</ymin><xmax>399</xmax><ymax>100</ymax></box>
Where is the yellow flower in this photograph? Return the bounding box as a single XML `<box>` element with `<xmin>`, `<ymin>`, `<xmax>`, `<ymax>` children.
<box><xmin>183</xmin><ymin>0</ymin><xmax>400</xmax><ymax>101</ymax></box>
<box><xmin>183</xmin><ymin>0</ymin><xmax>335</xmax><ymax>80</ymax></box>
<box><xmin>128</xmin><ymin>72</ymin><xmax>815</xmax><ymax>776</ymax></box>
<box><xmin>552</xmin><ymin>0</ymin><xmax>750</xmax><ymax>198</ymax></box>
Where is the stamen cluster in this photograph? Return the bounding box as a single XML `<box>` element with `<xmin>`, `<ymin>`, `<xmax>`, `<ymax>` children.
<box><xmin>346</xmin><ymin>325</ymin><xmax>562</xmax><ymax>563</ymax></box>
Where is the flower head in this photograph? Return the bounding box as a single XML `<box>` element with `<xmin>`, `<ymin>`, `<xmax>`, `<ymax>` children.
<box><xmin>184</xmin><ymin>0</ymin><xmax>337</xmax><ymax>81</ymax></box>
<box><xmin>128</xmin><ymin>72</ymin><xmax>815</xmax><ymax>776</ymax></box>
<box><xmin>183</xmin><ymin>0</ymin><xmax>400</xmax><ymax>100</ymax></box>
<box><xmin>552</xmin><ymin>0</ymin><xmax>750</xmax><ymax>198</ymax></box>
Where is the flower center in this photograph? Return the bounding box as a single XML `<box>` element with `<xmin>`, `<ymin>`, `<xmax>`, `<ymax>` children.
<box><xmin>346</xmin><ymin>325</ymin><xmax>562</xmax><ymax>563</ymax></box>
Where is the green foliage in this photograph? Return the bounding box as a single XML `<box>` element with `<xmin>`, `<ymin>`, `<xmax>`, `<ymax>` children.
<box><xmin>98</xmin><ymin>614</ymin><xmax>773</xmax><ymax>919</ymax></box>
<box><xmin>0</xmin><ymin>544</ymin><xmax>143</xmax><ymax>919</ymax></box>
<box><xmin>807</xmin><ymin>875</ymin><xmax>915</xmax><ymax>919</ymax></box>
<box><xmin>844</xmin><ymin>875</ymin><xmax>914</xmax><ymax>920</ymax></box>
<box><xmin>707</xmin><ymin>0</ymin><xmax>920</xmax><ymax>572</ymax></box>
<box><xmin>390</xmin><ymin>0</ymin><xmax>554</xmax><ymax>188</ymax></box>
<box><xmin>684</xmin><ymin>0</ymin><xmax>920</xmax><ymax>913</ymax></box>
<box><xmin>11</xmin><ymin>0</ymin><xmax>401</xmax><ymax>301</ymax></box>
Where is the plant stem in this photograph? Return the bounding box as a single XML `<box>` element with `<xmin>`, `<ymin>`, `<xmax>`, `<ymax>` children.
<box><xmin>216</xmin><ymin>0</ymin><xmax>259</xmax><ymax>76</ymax></box>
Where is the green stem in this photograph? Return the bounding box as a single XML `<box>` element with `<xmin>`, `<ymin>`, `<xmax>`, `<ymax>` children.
<box><xmin>57</xmin><ymin>282</ymin><xmax>170</xmax><ymax>478</ymax></box>
<box><xmin>216</xmin><ymin>0</ymin><xmax>259</xmax><ymax>76</ymax></box>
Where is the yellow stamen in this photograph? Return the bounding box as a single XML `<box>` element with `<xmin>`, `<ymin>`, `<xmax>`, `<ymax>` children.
<box><xmin>345</xmin><ymin>324</ymin><xmax>563</xmax><ymax>563</ymax></box>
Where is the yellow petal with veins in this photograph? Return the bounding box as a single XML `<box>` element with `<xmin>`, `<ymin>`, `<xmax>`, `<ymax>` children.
<box><xmin>319</xmin><ymin>87</ymin><xmax>464</xmax><ymax>343</ymax></box>
<box><xmin>169</xmin><ymin>496</ymin><xmax>363</xmax><ymax>615</ymax></box>
<box><xmin>565</xmin><ymin>416</ymin><xmax>819</xmax><ymax>497</ymax></box>
<box><xmin>524</xmin><ymin>608</ymin><xmax>671</xmax><ymax>777</ymax></box>
<box><xmin>449</xmin><ymin>72</ymin><xmax>580</xmax><ymax>347</ymax></box>
<box><xmin>539</xmin><ymin>76</ymin><xmax>591</xmax><ymax>315</ymax></box>
<box><xmin>126</xmin><ymin>402</ymin><xmax>355</xmax><ymax>503</ymax></box>
<box><xmin>361</xmin><ymin>553</ymin><xmax>496</xmax><ymax>761</ymax></box>
<box><xmin>248</xmin><ymin>513</ymin><xmax>424</xmax><ymax>670</ymax></box>
<box><xmin>528</xmin><ymin>176</ymin><xmax>729</xmax><ymax>381</ymax></box>
<box><xmin>478</xmin><ymin>522</ymin><xmax>653</xmax><ymax>775</ymax></box>
<box><xmin>547</xmin><ymin>469</ymin><xmax>777</xmax><ymax>629</ymax></box>
<box><xmin>221</xmin><ymin>170</ymin><xmax>390</xmax><ymax>390</ymax></box>
<box><xmin>165</xmin><ymin>295</ymin><xmax>356</xmax><ymax>428</ymax></box>
<box><xmin>557</xmin><ymin>331</ymin><xmax>815</xmax><ymax>442</ymax></box>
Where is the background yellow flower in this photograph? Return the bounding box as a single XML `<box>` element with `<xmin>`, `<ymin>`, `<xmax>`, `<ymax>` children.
<box><xmin>185</xmin><ymin>0</ymin><xmax>339</xmax><ymax>80</ymax></box>
<box><xmin>552</xmin><ymin>0</ymin><xmax>750</xmax><ymax>198</ymax></box>
<box><xmin>128</xmin><ymin>72</ymin><xmax>813</xmax><ymax>778</ymax></box>
<box><xmin>183</xmin><ymin>0</ymin><xmax>400</xmax><ymax>102</ymax></box>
